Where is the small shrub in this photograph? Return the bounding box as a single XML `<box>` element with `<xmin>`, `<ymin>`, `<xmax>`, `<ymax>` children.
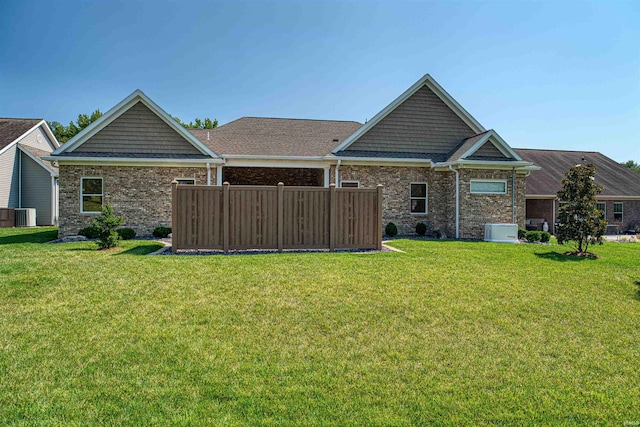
<box><xmin>540</xmin><ymin>231</ymin><xmax>551</xmax><ymax>243</ymax></box>
<box><xmin>116</xmin><ymin>228</ymin><xmax>136</xmax><ymax>240</ymax></box>
<box><xmin>89</xmin><ymin>204</ymin><xmax>124</xmax><ymax>249</ymax></box>
<box><xmin>416</xmin><ymin>222</ymin><xmax>427</xmax><ymax>236</ymax></box>
<box><xmin>525</xmin><ymin>230</ymin><xmax>542</xmax><ymax>243</ymax></box>
<box><xmin>78</xmin><ymin>226</ymin><xmax>99</xmax><ymax>239</ymax></box>
<box><xmin>153</xmin><ymin>226</ymin><xmax>172</xmax><ymax>238</ymax></box>
<box><xmin>385</xmin><ymin>222</ymin><xmax>398</xmax><ymax>238</ymax></box>
<box><xmin>518</xmin><ymin>227</ymin><xmax>527</xmax><ymax>240</ymax></box>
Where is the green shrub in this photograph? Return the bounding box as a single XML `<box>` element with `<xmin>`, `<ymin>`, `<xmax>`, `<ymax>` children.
<box><xmin>153</xmin><ymin>226</ymin><xmax>172</xmax><ymax>238</ymax></box>
<box><xmin>385</xmin><ymin>222</ymin><xmax>398</xmax><ymax>238</ymax></box>
<box><xmin>525</xmin><ymin>230</ymin><xmax>542</xmax><ymax>243</ymax></box>
<box><xmin>518</xmin><ymin>227</ymin><xmax>527</xmax><ymax>240</ymax></box>
<box><xmin>415</xmin><ymin>222</ymin><xmax>427</xmax><ymax>236</ymax></box>
<box><xmin>89</xmin><ymin>204</ymin><xmax>124</xmax><ymax>249</ymax></box>
<box><xmin>116</xmin><ymin>228</ymin><xmax>136</xmax><ymax>240</ymax></box>
<box><xmin>78</xmin><ymin>226</ymin><xmax>99</xmax><ymax>239</ymax></box>
<box><xmin>540</xmin><ymin>231</ymin><xmax>551</xmax><ymax>243</ymax></box>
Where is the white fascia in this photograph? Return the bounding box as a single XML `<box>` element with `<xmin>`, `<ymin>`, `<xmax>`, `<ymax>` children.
<box><xmin>332</xmin><ymin>74</ymin><xmax>486</xmax><ymax>153</ymax></box>
<box><xmin>0</xmin><ymin>120</ymin><xmax>52</xmax><ymax>156</ymax></box>
<box><xmin>327</xmin><ymin>156</ymin><xmax>432</xmax><ymax>167</ymax></box>
<box><xmin>434</xmin><ymin>160</ymin><xmax>539</xmax><ymax>170</ymax></box>
<box><xmin>459</xmin><ymin>130</ymin><xmax>522</xmax><ymax>161</ymax></box>
<box><xmin>42</xmin><ymin>156</ymin><xmax>224</xmax><ymax>168</ymax></box>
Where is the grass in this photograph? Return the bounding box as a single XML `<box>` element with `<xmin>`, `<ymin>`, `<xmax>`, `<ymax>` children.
<box><xmin>0</xmin><ymin>227</ymin><xmax>639</xmax><ymax>425</ymax></box>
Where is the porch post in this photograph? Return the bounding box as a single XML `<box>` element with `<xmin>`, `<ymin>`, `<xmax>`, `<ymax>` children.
<box><xmin>216</xmin><ymin>166</ymin><xmax>223</xmax><ymax>186</ymax></box>
<box><xmin>323</xmin><ymin>167</ymin><xmax>330</xmax><ymax>187</ymax></box>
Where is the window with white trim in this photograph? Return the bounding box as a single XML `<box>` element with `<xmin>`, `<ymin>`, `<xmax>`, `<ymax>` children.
<box><xmin>470</xmin><ymin>179</ymin><xmax>507</xmax><ymax>194</ymax></box>
<box><xmin>613</xmin><ymin>202</ymin><xmax>623</xmax><ymax>222</ymax></box>
<box><xmin>81</xmin><ymin>177</ymin><xmax>103</xmax><ymax>213</ymax></box>
<box><xmin>410</xmin><ymin>182</ymin><xmax>428</xmax><ymax>214</ymax></box>
<box><xmin>175</xmin><ymin>178</ymin><xmax>196</xmax><ymax>185</ymax></box>
<box><xmin>340</xmin><ymin>181</ymin><xmax>359</xmax><ymax>188</ymax></box>
<box><xmin>596</xmin><ymin>202</ymin><xmax>606</xmax><ymax>219</ymax></box>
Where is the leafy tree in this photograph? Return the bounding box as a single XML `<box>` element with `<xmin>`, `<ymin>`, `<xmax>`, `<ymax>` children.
<box><xmin>48</xmin><ymin>109</ymin><xmax>103</xmax><ymax>144</ymax></box>
<box><xmin>172</xmin><ymin>115</ymin><xmax>218</xmax><ymax>129</ymax></box>
<box><xmin>621</xmin><ymin>160</ymin><xmax>640</xmax><ymax>174</ymax></box>
<box><xmin>556</xmin><ymin>163</ymin><xmax>607</xmax><ymax>254</ymax></box>
<box><xmin>88</xmin><ymin>204</ymin><xmax>124</xmax><ymax>249</ymax></box>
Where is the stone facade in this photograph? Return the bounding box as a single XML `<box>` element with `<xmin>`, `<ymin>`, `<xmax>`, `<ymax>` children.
<box><xmin>59</xmin><ymin>165</ymin><xmax>209</xmax><ymax>237</ymax></box>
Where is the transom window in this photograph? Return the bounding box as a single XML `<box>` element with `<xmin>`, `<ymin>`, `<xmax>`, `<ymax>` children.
<box><xmin>470</xmin><ymin>179</ymin><xmax>507</xmax><ymax>194</ymax></box>
<box><xmin>175</xmin><ymin>178</ymin><xmax>196</xmax><ymax>185</ymax></box>
<box><xmin>81</xmin><ymin>177</ymin><xmax>103</xmax><ymax>213</ymax></box>
<box><xmin>410</xmin><ymin>182</ymin><xmax>428</xmax><ymax>214</ymax></box>
<box><xmin>340</xmin><ymin>181</ymin><xmax>359</xmax><ymax>188</ymax></box>
<box><xmin>613</xmin><ymin>202</ymin><xmax>623</xmax><ymax>222</ymax></box>
<box><xmin>596</xmin><ymin>202</ymin><xmax>606</xmax><ymax>219</ymax></box>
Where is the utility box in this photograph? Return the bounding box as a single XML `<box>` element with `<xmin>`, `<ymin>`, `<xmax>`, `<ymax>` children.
<box><xmin>14</xmin><ymin>208</ymin><xmax>36</xmax><ymax>227</ymax></box>
<box><xmin>484</xmin><ymin>223</ymin><xmax>518</xmax><ymax>243</ymax></box>
<box><xmin>0</xmin><ymin>208</ymin><xmax>15</xmax><ymax>227</ymax></box>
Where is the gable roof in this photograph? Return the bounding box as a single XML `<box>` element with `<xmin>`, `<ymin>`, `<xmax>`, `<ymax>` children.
<box><xmin>514</xmin><ymin>149</ymin><xmax>640</xmax><ymax>197</ymax></box>
<box><xmin>17</xmin><ymin>144</ymin><xmax>58</xmax><ymax>175</ymax></box>
<box><xmin>52</xmin><ymin>89</ymin><xmax>218</xmax><ymax>158</ymax></box>
<box><xmin>447</xmin><ymin>130</ymin><xmax>522</xmax><ymax>162</ymax></box>
<box><xmin>333</xmin><ymin>74</ymin><xmax>485</xmax><ymax>154</ymax></box>
<box><xmin>0</xmin><ymin>118</ymin><xmax>59</xmax><ymax>156</ymax></box>
<box><xmin>190</xmin><ymin>117</ymin><xmax>363</xmax><ymax>157</ymax></box>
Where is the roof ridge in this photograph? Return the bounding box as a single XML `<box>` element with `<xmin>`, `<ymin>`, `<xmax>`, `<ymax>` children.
<box><xmin>0</xmin><ymin>117</ymin><xmax>43</xmax><ymax>121</ymax></box>
<box><xmin>238</xmin><ymin>116</ymin><xmax>362</xmax><ymax>124</ymax></box>
<box><xmin>514</xmin><ymin>148</ymin><xmax>600</xmax><ymax>154</ymax></box>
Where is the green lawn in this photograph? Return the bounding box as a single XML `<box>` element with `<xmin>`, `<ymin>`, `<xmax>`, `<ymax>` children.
<box><xmin>1</xmin><ymin>227</ymin><xmax>639</xmax><ymax>425</ymax></box>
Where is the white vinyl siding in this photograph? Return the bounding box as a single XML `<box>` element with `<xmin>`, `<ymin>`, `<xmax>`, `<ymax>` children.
<box><xmin>470</xmin><ymin>179</ymin><xmax>507</xmax><ymax>194</ymax></box>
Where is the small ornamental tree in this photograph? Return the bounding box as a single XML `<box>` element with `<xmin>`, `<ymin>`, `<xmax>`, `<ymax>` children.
<box><xmin>89</xmin><ymin>204</ymin><xmax>124</xmax><ymax>249</ymax></box>
<box><xmin>555</xmin><ymin>163</ymin><xmax>607</xmax><ymax>254</ymax></box>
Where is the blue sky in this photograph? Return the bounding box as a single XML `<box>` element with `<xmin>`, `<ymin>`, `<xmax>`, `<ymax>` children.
<box><xmin>1</xmin><ymin>0</ymin><xmax>638</xmax><ymax>162</ymax></box>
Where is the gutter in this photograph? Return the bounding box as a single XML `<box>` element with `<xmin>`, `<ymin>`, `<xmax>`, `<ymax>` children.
<box><xmin>512</xmin><ymin>167</ymin><xmax>515</xmax><ymax>223</ymax></box>
<box><xmin>42</xmin><ymin>156</ymin><xmax>225</xmax><ymax>165</ymax></box>
<box><xmin>448</xmin><ymin>164</ymin><xmax>459</xmax><ymax>239</ymax></box>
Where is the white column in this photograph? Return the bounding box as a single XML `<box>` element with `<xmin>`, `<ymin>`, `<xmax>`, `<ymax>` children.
<box><xmin>323</xmin><ymin>167</ymin><xmax>330</xmax><ymax>187</ymax></box>
<box><xmin>216</xmin><ymin>166</ymin><xmax>223</xmax><ymax>185</ymax></box>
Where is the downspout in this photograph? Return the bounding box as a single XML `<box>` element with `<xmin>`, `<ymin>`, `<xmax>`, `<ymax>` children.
<box><xmin>206</xmin><ymin>162</ymin><xmax>211</xmax><ymax>185</ymax></box>
<box><xmin>334</xmin><ymin>159</ymin><xmax>341</xmax><ymax>186</ymax></box>
<box><xmin>18</xmin><ymin>150</ymin><xmax>22</xmax><ymax>208</ymax></box>
<box><xmin>448</xmin><ymin>164</ymin><xmax>459</xmax><ymax>239</ymax></box>
<box><xmin>51</xmin><ymin>175</ymin><xmax>56</xmax><ymax>225</ymax></box>
<box><xmin>512</xmin><ymin>167</ymin><xmax>516</xmax><ymax>224</ymax></box>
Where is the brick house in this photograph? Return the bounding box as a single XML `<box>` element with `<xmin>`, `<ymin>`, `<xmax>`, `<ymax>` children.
<box><xmin>47</xmin><ymin>74</ymin><xmax>539</xmax><ymax>238</ymax></box>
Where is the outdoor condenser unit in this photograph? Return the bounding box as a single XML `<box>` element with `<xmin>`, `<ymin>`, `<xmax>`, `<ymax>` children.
<box><xmin>484</xmin><ymin>223</ymin><xmax>518</xmax><ymax>243</ymax></box>
<box><xmin>14</xmin><ymin>208</ymin><xmax>36</xmax><ymax>227</ymax></box>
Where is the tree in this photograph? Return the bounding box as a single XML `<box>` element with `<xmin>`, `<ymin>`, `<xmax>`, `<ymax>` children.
<box><xmin>48</xmin><ymin>109</ymin><xmax>103</xmax><ymax>144</ymax></box>
<box><xmin>88</xmin><ymin>204</ymin><xmax>124</xmax><ymax>249</ymax></box>
<box><xmin>555</xmin><ymin>163</ymin><xmax>607</xmax><ymax>254</ymax></box>
<box><xmin>172</xmin><ymin>115</ymin><xmax>218</xmax><ymax>129</ymax></box>
<box><xmin>621</xmin><ymin>160</ymin><xmax>640</xmax><ymax>174</ymax></box>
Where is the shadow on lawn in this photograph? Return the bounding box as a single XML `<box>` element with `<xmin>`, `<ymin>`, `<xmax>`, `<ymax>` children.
<box><xmin>0</xmin><ymin>230</ymin><xmax>58</xmax><ymax>245</ymax></box>
<box><xmin>65</xmin><ymin>243</ymin><xmax>163</xmax><ymax>255</ymax></box>
<box><xmin>534</xmin><ymin>251</ymin><xmax>595</xmax><ymax>262</ymax></box>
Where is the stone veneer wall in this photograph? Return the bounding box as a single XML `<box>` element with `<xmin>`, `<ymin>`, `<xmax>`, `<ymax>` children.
<box><xmin>58</xmin><ymin>165</ymin><xmax>209</xmax><ymax>237</ymax></box>
<box><xmin>458</xmin><ymin>169</ymin><xmax>526</xmax><ymax>239</ymax></box>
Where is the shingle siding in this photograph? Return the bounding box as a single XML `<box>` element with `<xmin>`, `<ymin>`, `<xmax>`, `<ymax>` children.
<box><xmin>73</xmin><ymin>102</ymin><xmax>203</xmax><ymax>155</ymax></box>
<box><xmin>471</xmin><ymin>141</ymin><xmax>508</xmax><ymax>159</ymax></box>
<box><xmin>345</xmin><ymin>85</ymin><xmax>475</xmax><ymax>155</ymax></box>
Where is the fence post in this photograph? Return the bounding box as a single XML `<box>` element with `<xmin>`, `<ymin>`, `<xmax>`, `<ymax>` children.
<box><xmin>329</xmin><ymin>183</ymin><xmax>336</xmax><ymax>251</ymax></box>
<box><xmin>171</xmin><ymin>180</ymin><xmax>179</xmax><ymax>253</ymax></box>
<box><xmin>277</xmin><ymin>182</ymin><xmax>284</xmax><ymax>252</ymax></box>
<box><xmin>376</xmin><ymin>184</ymin><xmax>383</xmax><ymax>251</ymax></box>
<box><xmin>223</xmin><ymin>182</ymin><xmax>230</xmax><ymax>253</ymax></box>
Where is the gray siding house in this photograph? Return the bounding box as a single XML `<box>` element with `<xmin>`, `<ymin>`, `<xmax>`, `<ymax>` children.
<box><xmin>48</xmin><ymin>74</ymin><xmax>539</xmax><ymax>238</ymax></box>
<box><xmin>0</xmin><ymin>119</ymin><xmax>59</xmax><ymax>225</ymax></box>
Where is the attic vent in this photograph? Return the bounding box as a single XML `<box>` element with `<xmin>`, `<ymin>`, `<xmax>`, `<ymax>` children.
<box><xmin>332</xmin><ymin>138</ymin><xmax>339</xmax><ymax>142</ymax></box>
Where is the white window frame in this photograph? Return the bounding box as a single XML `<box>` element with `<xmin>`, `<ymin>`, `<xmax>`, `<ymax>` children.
<box><xmin>340</xmin><ymin>180</ymin><xmax>360</xmax><ymax>188</ymax></box>
<box><xmin>80</xmin><ymin>177</ymin><xmax>103</xmax><ymax>214</ymax></box>
<box><xmin>613</xmin><ymin>202</ymin><xmax>623</xmax><ymax>222</ymax></box>
<box><xmin>175</xmin><ymin>177</ymin><xmax>196</xmax><ymax>185</ymax></box>
<box><xmin>409</xmin><ymin>182</ymin><xmax>428</xmax><ymax>214</ymax></box>
<box><xmin>470</xmin><ymin>179</ymin><xmax>507</xmax><ymax>195</ymax></box>
<box><xmin>596</xmin><ymin>202</ymin><xmax>606</xmax><ymax>219</ymax></box>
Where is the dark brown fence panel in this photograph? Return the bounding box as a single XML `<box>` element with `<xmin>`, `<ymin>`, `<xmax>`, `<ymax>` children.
<box><xmin>172</xmin><ymin>181</ymin><xmax>382</xmax><ymax>253</ymax></box>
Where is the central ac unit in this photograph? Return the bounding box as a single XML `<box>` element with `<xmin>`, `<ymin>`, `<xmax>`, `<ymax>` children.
<box><xmin>484</xmin><ymin>223</ymin><xmax>518</xmax><ymax>243</ymax></box>
<box><xmin>15</xmin><ymin>208</ymin><xmax>36</xmax><ymax>227</ymax></box>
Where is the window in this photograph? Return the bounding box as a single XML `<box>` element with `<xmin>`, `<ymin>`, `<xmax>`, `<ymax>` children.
<box><xmin>614</xmin><ymin>202</ymin><xmax>623</xmax><ymax>222</ymax></box>
<box><xmin>470</xmin><ymin>179</ymin><xmax>507</xmax><ymax>194</ymax></box>
<box><xmin>81</xmin><ymin>177</ymin><xmax>103</xmax><ymax>213</ymax></box>
<box><xmin>410</xmin><ymin>182</ymin><xmax>428</xmax><ymax>214</ymax></box>
<box><xmin>596</xmin><ymin>202</ymin><xmax>606</xmax><ymax>219</ymax></box>
<box><xmin>175</xmin><ymin>178</ymin><xmax>196</xmax><ymax>185</ymax></box>
<box><xmin>340</xmin><ymin>181</ymin><xmax>359</xmax><ymax>188</ymax></box>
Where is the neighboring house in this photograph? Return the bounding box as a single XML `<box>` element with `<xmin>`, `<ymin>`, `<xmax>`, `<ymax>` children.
<box><xmin>47</xmin><ymin>74</ymin><xmax>538</xmax><ymax>238</ymax></box>
<box><xmin>0</xmin><ymin>118</ymin><xmax>59</xmax><ymax>225</ymax></box>
<box><xmin>515</xmin><ymin>149</ymin><xmax>640</xmax><ymax>234</ymax></box>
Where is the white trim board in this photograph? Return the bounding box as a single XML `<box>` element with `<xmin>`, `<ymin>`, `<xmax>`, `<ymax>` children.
<box><xmin>459</xmin><ymin>130</ymin><xmax>522</xmax><ymax>161</ymax></box>
<box><xmin>0</xmin><ymin>120</ymin><xmax>59</xmax><ymax>157</ymax></box>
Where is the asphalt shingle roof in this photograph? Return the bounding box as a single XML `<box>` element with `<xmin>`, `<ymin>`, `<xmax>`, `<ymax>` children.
<box><xmin>514</xmin><ymin>148</ymin><xmax>640</xmax><ymax>197</ymax></box>
<box><xmin>0</xmin><ymin>118</ymin><xmax>42</xmax><ymax>150</ymax></box>
<box><xmin>189</xmin><ymin>117</ymin><xmax>363</xmax><ymax>157</ymax></box>
<box><xmin>18</xmin><ymin>144</ymin><xmax>58</xmax><ymax>173</ymax></box>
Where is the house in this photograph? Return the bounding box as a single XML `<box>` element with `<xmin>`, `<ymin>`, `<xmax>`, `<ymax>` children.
<box><xmin>47</xmin><ymin>74</ymin><xmax>538</xmax><ymax>238</ymax></box>
<box><xmin>0</xmin><ymin>118</ymin><xmax>60</xmax><ymax>225</ymax></box>
<box><xmin>514</xmin><ymin>149</ymin><xmax>640</xmax><ymax>234</ymax></box>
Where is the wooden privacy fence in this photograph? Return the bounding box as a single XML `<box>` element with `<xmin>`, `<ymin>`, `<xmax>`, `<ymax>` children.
<box><xmin>171</xmin><ymin>182</ymin><xmax>383</xmax><ymax>253</ymax></box>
